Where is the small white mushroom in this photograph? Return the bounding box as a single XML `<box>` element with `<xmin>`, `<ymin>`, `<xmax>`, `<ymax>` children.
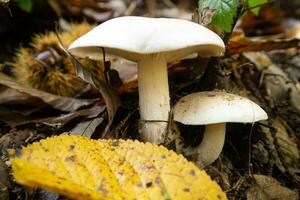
<box><xmin>68</xmin><ymin>16</ymin><xmax>225</xmax><ymax>144</ymax></box>
<box><xmin>173</xmin><ymin>91</ymin><xmax>268</xmax><ymax>167</ymax></box>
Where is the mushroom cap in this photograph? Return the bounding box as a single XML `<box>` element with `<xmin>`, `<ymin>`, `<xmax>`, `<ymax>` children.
<box><xmin>68</xmin><ymin>16</ymin><xmax>225</xmax><ymax>62</ymax></box>
<box><xmin>173</xmin><ymin>91</ymin><xmax>268</xmax><ymax>125</ymax></box>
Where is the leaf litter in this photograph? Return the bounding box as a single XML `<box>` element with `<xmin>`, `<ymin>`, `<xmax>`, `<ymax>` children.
<box><xmin>0</xmin><ymin>1</ymin><xmax>300</xmax><ymax>199</ymax></box>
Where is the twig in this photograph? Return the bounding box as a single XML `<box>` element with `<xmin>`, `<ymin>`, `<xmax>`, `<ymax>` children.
<box><xmin>146</xmin><ymin>0</ymin><xmax>157</xmax><ymax>16</ymax></box>
<box><xmin>161</xmin><ymin>0</ymin><xmax>176</xmax><ymax>8</ymax></box>
<box><xmin>124</xmin><ymin>0</ymin><xmax>138</xmax><ymax>16</ymax></box>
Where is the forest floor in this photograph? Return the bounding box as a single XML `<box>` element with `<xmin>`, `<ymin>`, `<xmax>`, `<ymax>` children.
<box><xmin>0</xmin><ymin>0</ymin><xmax>299</xmax><ymax>199</ymax></box>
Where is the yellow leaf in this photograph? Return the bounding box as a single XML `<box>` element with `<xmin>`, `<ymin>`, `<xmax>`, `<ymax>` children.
<box><xmin>11</xmin><ymin>135</ymin><xmax>227</xmax><ymax>200</ymax></box>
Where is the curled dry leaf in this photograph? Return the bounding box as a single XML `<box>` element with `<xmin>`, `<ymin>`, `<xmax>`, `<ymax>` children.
<box><xmin>259</xmin><ymin>120</ymin><xmax>286</xmax><ymax>172</ymax></box>
<box><xmin>0</xmin><ymin>73</ymin><xmax>97</xmax><ymax>112</ymax></box>
<box><xmin>0</xmin><ymin>87</ymin><xmax>33</xmax><ymax>104</ymax></box>
<box><xmin>56</xmin><ymin>32</ymin><xmax>120</xmax><ymax>134</ymax></box>
<box><xmin>72</xmin><ymin>59</ymin><xmax>120</xmax><ymax>126</ymax></box>
<box><xmin>243</xmin><ymin>52</ymin><xmax>300</xmax><ymax>112</ymax></box>
<box><xmin>69</xmin><ymin>116</ymin><xmax>104</xmax><ymax>138</ymax></box>
<box><xmin>0</xmin><ymin>105</ymin><xmax>33</xmax><ymax>124</ymax></box>
<box><xmin>227</xmin><ymin>31</ymin><xmax>300</xmax><ymax>56</ymax></box>
<box><xmin>11</xmin><ymin>135</ymin><xmax>227</xmax><ymax>200</ymax></box>
<box><xmin>0</xmin><ymin>86</ymin><xmax>46</xmax><ymax>120</ymax></box>
<box><xmin>272</xmin><ymin>119</ymin><xmax>300</xmax><ymax>173</ymax></box>
<box><xmin>240</xmin><ymin>6</ymin><xmax>284</xmax><ymax>36</ymax></box>
<box><xmin>247</xmin><ymin>174</ymin><xmax>298</xmax><ymax>200</ymax></box>
<box><xmin>12</xmin><ymin>105</ymin><xmax>105</xmax><ymax>128</ymax></box>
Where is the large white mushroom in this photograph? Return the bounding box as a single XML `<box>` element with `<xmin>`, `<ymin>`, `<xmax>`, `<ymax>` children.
<box><xmin>68</xmin><ymin>16</ymin><xmax>225</xmax><ymax>144</ymax></box>
<box><xmin>173</xmin><ymin>91</ymin><xmax>268</xmax><ymax>167</ymax></box>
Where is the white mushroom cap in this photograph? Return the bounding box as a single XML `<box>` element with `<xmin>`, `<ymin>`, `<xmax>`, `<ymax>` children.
<box><xmin>68</xmin><ymin>16</ymin><xmax>225</xmax><ymax>62</ymax></box>
<box><xmin>174</xmin><ymin>91</ymin><xmax>268</xmax><ymax>125</ymax></box>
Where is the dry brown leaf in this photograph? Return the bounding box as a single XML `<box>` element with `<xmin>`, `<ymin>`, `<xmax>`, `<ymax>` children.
<box><xmin>0</xmin><ymin>105</ymin><xmax>37</xmax><ymax>124</ymax></box>
<box><xmin>0</xmin><ymin>73</ymin><xmax>97</xmax><ymax>112</ymax></box>
<box><xmin>12</xmin><ymin>105</ymin><xmax>105</xmax><ymax>128</ymax></box>
<box><xmin>244</xmin><ymin>52</ymin><xmax>300</xmax><ymax>112</ymax></box>
<box><xmin>69</xmin><ymin>116</ymin><xmax>104</xmax><ymax>138</ymax></box>
<box><xmin>272</xmin><ymin>119</ymin><xmax>300</xmax><ymax>173</ymax></box>
<box><xmin>56</xmin><ymin>32</ymin><xmax>120</xmax><ymax>135</ymax></box>
<box><xmin>227</xmin><ymin>31</ymin><xmax>300</xmax><ymax>56</ymax></box>
<box><xmin>240</xmin><ymin>6</ymin><xmax>284</xmax><ymax>36</ymax></box>
<box><xmin>247</xmin><ymin>174</ymin><xmax>298</xmax><ymax>200</ymax></box>
<box><xmin>0</xmin><ymin>87</ymin><xmax>33</xmax><ymax>104</ymax></box>
<box><xmin>259</xmin><ymin>120</ymin><xmax>286</xmax><ymax>172</ymax></box>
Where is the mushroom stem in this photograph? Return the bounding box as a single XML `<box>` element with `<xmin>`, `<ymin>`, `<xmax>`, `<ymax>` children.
<box><xmin>138</xmin><ymin>54</ymin><xmax>170</xmax><ymax>144</ymax></box>
<box><xmin>196</xmin><ymin>123</ymin><xmax>226</xmax><ymax>167</ymax></box>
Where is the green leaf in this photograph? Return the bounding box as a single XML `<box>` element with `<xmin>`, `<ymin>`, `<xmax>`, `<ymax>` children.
<box><xmin>248</xmin><ymin>0</ymin><xmax>267</xmax><ymax>16</ymax></box>
<box><xmin>16</xmin><ymin>0</ymin><xmax>32</xmax><ymax>12</ymax></box>
<box><xmin>199</xmin><ymin>0</ymin><xmax>238</xmax><ymax>32</ymax></box>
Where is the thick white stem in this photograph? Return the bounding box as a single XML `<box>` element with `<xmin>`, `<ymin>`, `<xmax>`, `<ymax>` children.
<box><xmin>196</xmin><ymin>123</ymin><xmax>226</xmax><ymax>167</ymax></box>
<box><xmin>138</xmin><ymin>54</ymin><xmax>170</xmax><ymax>144</ymax></box>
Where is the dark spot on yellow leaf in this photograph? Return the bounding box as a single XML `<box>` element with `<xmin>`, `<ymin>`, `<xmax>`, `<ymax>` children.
<box><xmin>69</xmin><ymin>144</ymin><xmax>75</xmax><ymax>150</ymax></box>
<box><xmin>145</xmin><ymin>164</ymin><xmax>155</xmax><ymax>170</ymax></box>
<box><xmin>189</xmin><ymin>169</ymin><xmax>195</xmax><ymax>176</ymax></box>
<box><xmin>183</xmin><ymin>188</ymin><xmax>190</xmax><ymax>192</ymax></box>
<box><xmin>98</xmin><ymin>183</ymin><xmax>109</xmax><ymax>196</ymax></box>
<box><xmin>40</xmin><ymin>145</ymin><xmax>49</xmax><ymax>152</ymax></box>
<box><xmin>136</xmin><ymin>182</ymin><xmax>143</xmax><ymax>188</ymax></box>
<box><xmin>146</xmin><ymin>182</ymin><xmax>152</xmax><ymax>188</ymax></box>
<box><xmin>161</xmin><ymin>155</ymin><xmax>166</xmax><ymax>159</ymax></box>
<box><xmin>26</xmin><ymin>155</ymin><xmax>31</xmax><ymax>161</ymax></box>
<box><xmin>154</xmin><ymin>177</ymin><xmax>161</xmax><ymax>185</ymax></box>
<box><xmin>207</xmin><ymin>94</ymin><xmax>216</xmax><ymax>97</ymax></box>
<box><xmin>118</xmin><ymin>171</ymin><xmax>124</xmax><ymax>176</ymax></box>
<box><xmin>111</xmin><ymin>140</ymin><xmax>119</xmax><ymax>146</ymax></box>
<box><xmin>65</xmin><ymin>156</ymin><xmax>76</xmax><ymax>162</ymax></box>
<box><xmin>119</xmin><ymin>159</ymin><xmax>125</xmax><ymax>165</ymax></box>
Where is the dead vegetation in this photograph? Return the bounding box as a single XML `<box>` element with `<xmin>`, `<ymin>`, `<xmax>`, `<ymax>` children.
<box><xmin>0</xmin><ymin>0</ymin><xmax>299</xmax><ymax>199</ymax></box>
